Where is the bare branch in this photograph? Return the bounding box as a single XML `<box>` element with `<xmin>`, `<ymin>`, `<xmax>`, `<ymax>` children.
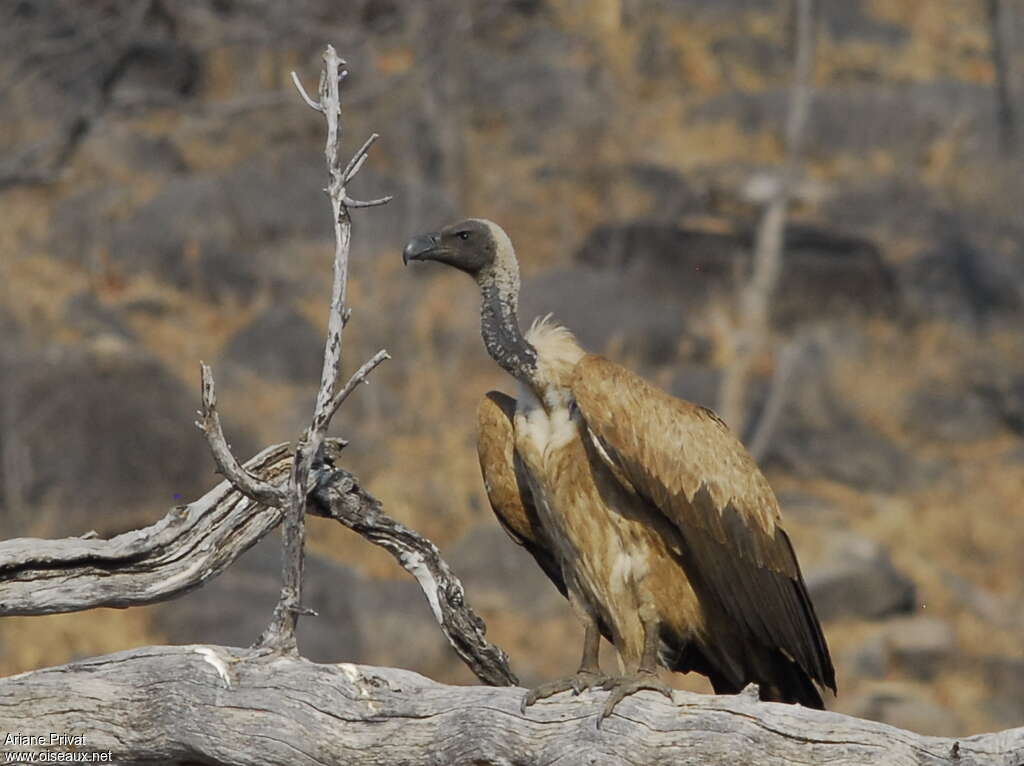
<box><xmin>196</xmin><ymin>362</ymin><xmax>286</xmax><ymax>507</ymax></box>
<box><xmin>314</xmin><ymin>349</ymin><xmax>391</xmax><ymax>432</ymax></box>
<box><xmin>2</xmin><ymin>646</ymin><xmax>1020</xmax><ymax>765</ymax></box>
<box><xmin>310</xmin><ymin>459</ymin><xmax>517</xmax><ymax>686</ymax></box>
<box><xmin>256</xmin><ymin>45</ymin><xmax>346</xmax><ymax>653</ymax></box>
<box><xmin>289</xmin><ymin>70</ymin><xmax>322</xmax><ymax>111</ymax></box>
<box><xmin>0</xmin><ymin>443</ymin><xmax>296</xmax><ymax>616</ymax></box>
<box><xmin>343</xmin><ymin>193</ymin><xmax>395</xmax><ymax>208</ymax></box>
<box><xmin>342</xmin><ymin>132</ymin><xmax>380</xmax><ymax>182</ymax></box>
<box><xmin>258</xmin><ymin>45</ymin><xmax>392</xmax><ymax>653</ymax></box>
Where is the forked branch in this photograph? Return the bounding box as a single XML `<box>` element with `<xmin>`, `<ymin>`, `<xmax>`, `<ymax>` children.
<box><xmin>196</xmin><ymin>364</ymin><xmax>286</xmax><ymax>507</ymax></box>
<box><xmin>192</xmin><ymin>46</ymin><xmax>394</xmax><ymax>654</ymax></box>
<box><xmin>0</xmin><ymin>440</ymin><xmax>517</xmax><ymax>686</ymax></box>
<box><xmin>256</xmin><ymin>45</ymin><xmax>392</xmax><ymax>653</ymax></box>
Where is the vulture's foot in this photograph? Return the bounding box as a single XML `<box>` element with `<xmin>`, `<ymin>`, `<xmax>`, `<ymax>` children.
<box><xmin>597</xmin><ymin>671</ymin><xmax>674</xmax><ymax>727</ymax></box>
<box><xmin>520</xmin><ymin>670</ymin><xmax>613</xmax><ymax>713</ymax></box>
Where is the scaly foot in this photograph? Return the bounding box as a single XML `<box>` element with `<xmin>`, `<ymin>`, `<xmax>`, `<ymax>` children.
<box><xmin>597</xmin><ymin>670</ymin><xmax>674</xmax><ymax>727</ymax></box>
<box><xmin>521</xmin><ymin>669</ymin><xmax>613</xmax><ymax>713</ymax></box>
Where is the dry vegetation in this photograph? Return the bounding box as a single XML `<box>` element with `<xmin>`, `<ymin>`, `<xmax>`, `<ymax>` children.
<box><xmin>1</xmin><ymin>0</ymin><xmax>1022</xmax><ymax>739</ymax></box>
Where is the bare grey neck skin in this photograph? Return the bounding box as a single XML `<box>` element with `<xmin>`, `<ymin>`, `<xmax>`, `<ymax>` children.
<box><xmin>479</xmin><ymin>277</ymin><xmax>538</xmax><ymax>386</ymax></box>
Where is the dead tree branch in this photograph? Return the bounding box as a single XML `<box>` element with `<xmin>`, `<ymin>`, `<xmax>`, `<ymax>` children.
<box><xmin>196</xmin><ymin>366</ymin><xmax>287</xmax><ymax>507</ymax></box>
<box><xmin>0</xmin><ymin>440</ymin><xmax>517</xmax><ymax>686</ymax></box>
<box><xmin>255</xmin><ymin>46</ymin><xmax>391</xmax><ymax>653</ymax></box>
<box><xmin>746</xmin><ymin>332</ymin><xmax>806</xmax><ymax>461</ymax></box>
<box><xmin>196</xmin><ymin>46</ymin><xmax>393</xmax><ymax>654</ymax></box>
<box><xmin>1</xmin><ymin>646</ymin><xmax>1019</xmax><ymax>766</ymax></box>
<box><xmin>0</xmin><ymin>443</ymin><xmax>293</xmax><ymax>616</ymax></box>
<box><xmin>309</xmin><ymin>457</ymin><xmax>517</xmax><ymax>686</ymax></box>
<box><xmin>718</xmin><ymin>0</ymin><xmax>816</xmax><ymax>439</ymax></box>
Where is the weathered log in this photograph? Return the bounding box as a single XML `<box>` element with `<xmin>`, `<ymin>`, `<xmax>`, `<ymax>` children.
<box><xmin>0</xmin><ymin>645</ymin><xmax>1020</xmax><ymax>766</ymax></box>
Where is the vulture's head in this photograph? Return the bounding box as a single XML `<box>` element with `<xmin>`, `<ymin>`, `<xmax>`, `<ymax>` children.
<box><xmin>403</xmin><ymin>218</ymin><xmax>517</xmax><ymax>287</ymax></box>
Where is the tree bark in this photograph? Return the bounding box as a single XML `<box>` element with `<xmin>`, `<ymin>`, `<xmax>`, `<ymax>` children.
<box><xmin>0</xmin><ymin>443</ymin><xmax>293</xmax><ymax>616</ymax></box>
<box><xmin>0</xmin><ymin>645</ymin><xmax>1019</xmax><ymax>766</ymax></box>
<box><xmin>0</xmin><ymin>440</ymin><xmax>516</xmax><ymax>687</ymax></box>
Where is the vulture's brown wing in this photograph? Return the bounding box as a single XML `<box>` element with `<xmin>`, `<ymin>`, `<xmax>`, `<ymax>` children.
<box><xmin>571</xmin><ymin>356</ymin><xmax>835</xmax><ymax>693</ymax></box>
<box><xmin>477</xmin><ymin>391</ymin><xmax>567</xmax><ymax>597</ymax></box>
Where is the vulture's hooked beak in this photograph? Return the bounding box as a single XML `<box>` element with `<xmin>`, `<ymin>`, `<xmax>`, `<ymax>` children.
<box><xmin>403</xmin><ymin>232</ymin><xmax>442</xmax><ymax>265</ymax></box>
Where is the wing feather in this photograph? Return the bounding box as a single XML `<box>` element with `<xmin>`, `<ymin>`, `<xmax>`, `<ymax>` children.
<box><xmin>571</xmin><ymin>356</ymin><xmax>835</xmax><ymax>692</ymax></box>
<box><xmin>477</xmin><ymin>391</ymin><xmax>567</xmax><ymax>597</ymax></box>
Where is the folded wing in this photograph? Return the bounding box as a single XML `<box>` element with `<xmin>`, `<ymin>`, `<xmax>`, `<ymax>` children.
<box><xmin>571</xmin><ymin>355</ymin><xmax>835</xmax><ymax>698</ymax></box>
<box><xmin>477</xmin><ymin>391</ymin><xmax>566</xmax><ymax>597</ymax></box>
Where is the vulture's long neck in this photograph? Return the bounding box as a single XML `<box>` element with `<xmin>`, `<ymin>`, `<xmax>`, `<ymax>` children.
<box><xmin>479</xmin><ymin>275</ymin><xmax>538</xmax><ymax>386</ymax></box>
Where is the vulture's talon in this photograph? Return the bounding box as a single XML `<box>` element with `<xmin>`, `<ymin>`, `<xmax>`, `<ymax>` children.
<box><xmin>571</xmin><ymin>669</ymin><xmax>612</xmax><ymax>695</ymax></box>
<box><xmin>521</xmin><ymin>679</ymin><xmax>570</xmax><ymax>712</ymax></box>
<box><xmin>597</xmin><ymin>671</ymin><xmax>675</xmax><ymax>727</ymax></box>
<box><xmin>521</xmin><ymin>670</ymin><xmax>611</xmax><ymax>713</ymax></box>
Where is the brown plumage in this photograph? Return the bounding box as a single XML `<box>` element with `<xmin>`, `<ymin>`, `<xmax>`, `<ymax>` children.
<box><xmin>406</xmin><ymin>219</ymin><xmax>835</xmax><ymax>721</ymax></box>
<box><xmin>476</xmin><ymin>390</ymin><xmax>566</xmax><ymax>598</ymax></box>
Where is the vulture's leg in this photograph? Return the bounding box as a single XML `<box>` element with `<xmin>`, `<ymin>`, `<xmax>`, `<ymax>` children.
<box><xmin>520</xmin><ymin>619</ymin><xmax>611</xmax><ymax>712</ymax></box>
<box><xmin>597</xmin><ymin>617</ymin><xmax>674</xmax><ymax>726</ymax></box>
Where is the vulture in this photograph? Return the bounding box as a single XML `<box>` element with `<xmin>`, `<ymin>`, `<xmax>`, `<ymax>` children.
<box><xmin>403</xmin><ymin>219</ymin><xmax>835</xmax><ymax>721</ymax></box>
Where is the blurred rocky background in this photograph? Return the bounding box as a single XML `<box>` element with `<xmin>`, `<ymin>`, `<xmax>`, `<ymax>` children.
<box><xmin>1</xmin><ymin>0</ymin><xmax>1023</xmax><ymax>738</ymax></box>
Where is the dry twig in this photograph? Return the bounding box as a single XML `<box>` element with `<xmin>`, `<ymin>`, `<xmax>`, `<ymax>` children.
<box><xmin>259</xmin><ymin>46</ymin><xmax>391</xmax><ymax>653</ymax></box>
<box><xmin>196</xmin><ymin>365</ymin><xmax>286</xmax><ymax>507</ymax></box>
<box><xmin>193</xmin><ymin>46</ymin><xmax>394</xmax><ymax>654</ymax></box>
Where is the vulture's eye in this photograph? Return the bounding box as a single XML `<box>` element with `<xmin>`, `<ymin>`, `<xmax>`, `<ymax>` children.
<box><xmin>456</xmin><ymin>231</ymin><xmax>470</xmax><ymax>241</ymax></box>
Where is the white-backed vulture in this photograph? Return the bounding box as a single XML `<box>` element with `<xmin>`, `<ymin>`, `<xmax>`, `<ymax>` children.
<box><xmin>403</xmin><ymin>219</ymin><xmax>835</xmax><ymax>722</ymax></box>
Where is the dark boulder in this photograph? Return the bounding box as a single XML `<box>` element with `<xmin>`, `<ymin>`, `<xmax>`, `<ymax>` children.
<box><xmin>0</xmin><ymin>345</ymin><xmax>250</xmax><ymax>537</ymax></box>
<box><xmin>63</xmin><ymin>291</ymin><xmax>136</xmax><ymax>342</ymax></box>
<box><xmin>806</xmin><ymin>533</ymin><xmax>916</xmax><ymax>622</ymax></box>
<box><xmin>520</xmin><ymin>265</ymin><xmax>706</xmax><ymax>367</ymax></box>
<box><xmin>575</xmin><ymin>221</ymin><xmax>897</xmax><ymax>328</ymax></box>
<box><xmin>980</xmin><ymin>657</ymin><xmax>1024</xmax><ymax>729</ymax></box>
<box><xmin>905</xmin><ymin>384</ymin><xmax>1005</xmax><ymax>443</ymax></box>
<box><xmin>446</xmin><ymin>524</ymin><xmax>564</xmax><ymax>617</ymax></box>
<box><xmin>900</xmin><ymin>228</ymin><xmax>1024</xmax><ymax>325</ymax></box>
<box><xmin>221</xmin><ymin>305</ymin><xmax>324</xmax><ymax>384</ymax></box>
<box><xmin>976</xmin><ymin>374</ymin><xmax>1024</xmax><ymax>436</ymax></box>
<box><xmin>883</xmin><ymin>616</ymin><xmax>956</xmax><ymax>681</ymax></box>
<box><xmin>53</xmin><ymin>150</ymin><xmax>341</xmax><ymax>300</ymax></box>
